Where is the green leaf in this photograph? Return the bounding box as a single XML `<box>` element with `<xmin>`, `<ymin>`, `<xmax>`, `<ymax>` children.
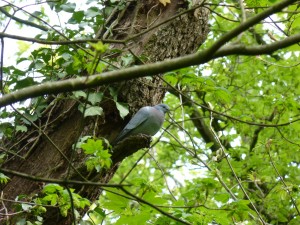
<box><xmin>116</xmin><ymin>102</ymin><xmax>129</xmax><ymax>119</ymax></box>
<box><xmin>81</xmin><ymin>139</ymin><xmax>104</xmax><ymax>154</ymax></box>
<box><xmin>81</xmin><ymin>138</ymin><xmax>112</xmax><ymax>171</ymax></box>
<box><xmin>102</xmin><ymin>191</ymin><xmax>129</xmax><ymax>212</ymax></box>
<box><xmin>85</xmin><ymin>149</ymin><xmax>112</xmax><ymax>171</ymax></box>
<box><xmin>73</xmin><ymin>90</ymin><xmax>87</xmax><ymax>99</ymax></box>
<box><xmin>21</xmin><ymin>112</ymin><xmax>39</xmax><ymax>124</ymax></box>
<box><xmin>0</xmin><ymin>122</ymin><xmax>14</xmax><ymax>137</ymax></box>
<box><xmin>14</xmin><ymin>77</ymin><xmax>37</xmax><ymax>90</ymax></box>
<box><xmin>88</xmin><ymin>93</ymin><xmax>103</xmax><ymax>105</ymax></box>
<box><xmin>16</xmin><ymin>125</ymin><xmax>27</xmax><ymax>132</ymax></box>
<box><xmin>88</xmin><ymin>207</ymin><xmax>106</xmax><ymax>224</ymax></box>
<box><xmin>43</xmin><ymin>184</ymin><xmax>64</xmax><ymax>194</ymax></box>
<box><xmin>68</xmin><ymin>11</ymin><xmax>85</xmax><ymax>24</ymax></box>
<box><xmin>228</xmin><ymin>200</ymin><xmax>253</xmax><ymax>220</ymax></box>
<box><xmin>143</xmin><ymin>192</ymin><xmax>167</xmax><ymax>205</ymax></box>
<box><xmin>84</xmin><ymin>106</ymin><xmax>103</xmax><ymax>117</ymax></box>
<box><xmin>89</xmin><ymin>41</ymin><xmax>109</xmax><ymax>53</ymax></box>
<box><xmin>205</xmin><ymin>142</ymin><xmax>214</xmax><ymax>148</ymax></box>
<box><xmin>116</xmin><ymin>211</ymin><xmax>151</xmax><ymax>225</ymax></box>
<box><xmin>121</xmin><ymin>54</ymin><xmax>135</xmax><ymax>67</ymax></box>
<box><xmin>21</xmin><ymin>203</ymin><xmax>32</xmax><ymax>211</ymax></box>
<box><xmin>60</xmin><ymin>2</ymin><xmax>76</xmax><ymax>13</ymax></box>
<box><xmin>42</xmin><ymin>194</ymin><xmax>57</xmax><ymax>204</ymax></box>
<box><xmin>78</xmin><ymin>198</ymin><xmax>91</xmax><ymax>208</ymax></box>
<box><xmin>0</xmin><ymin>173</ymin><xmax>10</xmax><ymax>184</ymax></box>
<box><xmin>60</xmin><ymin>204</ymin><xmax>69</xmax><ymax>217</ymax></box>
<box><xmin>85</xmin><ymin>7</ymin><xmax>100</xmax><ymax>18</ymax></box>
<box><xmin>286</xmin><ymin>43</ymin><xmax>300</xmax><ymax>52</ymax></box>
<box><xmin>214</xmin><ymin>87</ymin><xmax>232</xmax><ymax>104</ymax></box>
<box><xmin>214</xmin><ymin>193</ymin><xmax>230</xmax><ymax>203</ymax></box>
<box><xmin>17</xmin><ymin>41</ymin><xmax>31</xmax><ymax>55</ymax></box>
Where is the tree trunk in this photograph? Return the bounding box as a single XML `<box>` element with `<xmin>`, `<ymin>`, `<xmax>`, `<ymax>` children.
<box><xmin>1</xmin><ymin>0</ymin><xmax>209</xmax><ymax>224</ymax></box>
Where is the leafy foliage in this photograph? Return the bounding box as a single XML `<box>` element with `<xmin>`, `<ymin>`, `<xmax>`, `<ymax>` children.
<box><xmin>41</xmin><ymin>184</ymin><xmax>90</xmax><ymax>217</ymax></box>
<box><xmin>80</xmin><ymin>138</ymin><xmax>112</xmax><ymax>171</ymax></box>
<box><xmin>0</xmin><ymin>172</ymin><xmax>10</xmax><ymax>184</ymax></box>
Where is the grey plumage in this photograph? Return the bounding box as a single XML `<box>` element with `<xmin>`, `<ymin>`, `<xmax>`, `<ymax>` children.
<box><xmin>112</xmin><ymin>104</ymin><xmax>169</xmax><ymax>145</ymax></box>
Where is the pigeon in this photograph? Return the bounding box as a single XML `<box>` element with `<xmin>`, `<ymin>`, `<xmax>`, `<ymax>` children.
<box><xmin>112</xmin><ymin>104</ymin><xmax>169</xmax><ymax>145</ymax></box>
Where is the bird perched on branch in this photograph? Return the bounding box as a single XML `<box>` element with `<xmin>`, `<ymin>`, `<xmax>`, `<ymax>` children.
<box><xmin>112</xmin><ymin>104</ymin><xmax>170</xmax><ymax>146</ymax></box>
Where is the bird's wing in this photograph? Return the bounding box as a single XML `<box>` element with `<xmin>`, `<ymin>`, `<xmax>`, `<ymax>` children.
<box><xmin>123</xmin><ymin>108</ymin><xmax>149</xmax><ymax>130</ymax></box>
<box><xmin>113</xmin><ymin>107</ymin><xmax>150</xmax><ymax>144</ymax></box>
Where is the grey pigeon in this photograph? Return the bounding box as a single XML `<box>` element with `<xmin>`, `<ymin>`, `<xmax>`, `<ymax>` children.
<box><xmin>112</xmin><ymin>104</ymin><xmax>170</xmax><ymax>145</ymax></box>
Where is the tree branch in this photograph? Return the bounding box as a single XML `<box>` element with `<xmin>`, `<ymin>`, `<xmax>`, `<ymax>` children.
<box><xmin>0</xmin><ymin>32</ymin><xmax>124</xmax><ymax>45</ymax></box>
<box><xmin>201</xmin><ymin>0</ymin><xmax>296</xmax><ymax>58</ymax></box>
<box><xmin>0</xmin><ymin>0</ymin><xmax>297</xmax><ymax>108</ymax></box>
<box><xmin>249</xmin><ymin>109</ymin><xmax>276</xmax><ymax>152</ymax></box>
<box><xmin>0</xmin><ymin>7</ymin><xmax>49</xmax><ymax>32</ymax></box>
<box><xmin>0</xmin><ymin>167</ymin><xmax>128</xmax><ymax>188</ymax></box>
<box><xmin>214</xmin><ymin>32</ymin><xmax>300</xmax><ymax>57</ymax></box>
<box><xmin>120</xmin><ymin>187</ymin><xmax>191</xmax><ymax>225</ymax></box>
<box><xmin>0</xmin><ymin>3</ymin><xmax>205</xmax><ymax>45</ymax></box>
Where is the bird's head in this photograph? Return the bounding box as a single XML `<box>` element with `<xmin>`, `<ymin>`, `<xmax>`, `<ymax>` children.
<box><xmin>154</xmin><ymin>104</ymin><xmax>170</xmax><ymax>114</ymax></box>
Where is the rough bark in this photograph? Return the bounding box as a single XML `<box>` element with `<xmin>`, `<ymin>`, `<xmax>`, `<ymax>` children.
<box><xmin>0</xmin><ymin>0</ymin><xmax>209</xmax><ymax>224</ymax></box>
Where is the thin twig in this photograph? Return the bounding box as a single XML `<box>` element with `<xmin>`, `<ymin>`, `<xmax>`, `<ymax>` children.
<box><xmin>147</xmin><ymin>151</ymin><xmax>177</xmax><ymax>201</ymax></box>
<box><xmin>65</xmin><ymin>186</ymin><xmax>76</xmax><ymax>225</ymax></box>
<box><xmin>0</xmin><ymin>167</ymin><xmax>129</xmax><ymax>188</ymax></box>
<box><xmin>0</xmin><ymin>38</ymin><xmax>3</xmax><ymax>93</ymax></box>
<box><xmin>265</xmin><ymin>139</ymin><xmax>300</xmax><ymax>216</ymax></box>
<box><xmin>208</xmin><ymin>106</ymin><xmax>267</xmax><ymax>225</ymax></box>
<box><xmin>119</xmin><ymin>149</ymin><xmax>150</xmax><ymax>184</ymax></box>
<box><xmin>120</xmin><ymin>187</ymin><xmax>191</xmax><ymax>225</ymax></box>
<box><xmin>0</xmin><ymin>192</ymin><xmax>8</xmax><ymax>221</ymax></box>
<box><xmin>0</xmin><ymin>7</ymin><xmax>48</xmax><ymax>31</ymax></box>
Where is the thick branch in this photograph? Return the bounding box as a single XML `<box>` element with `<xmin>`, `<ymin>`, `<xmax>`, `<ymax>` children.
<box><xmin>0</xmin><ymin>0</ymin><xmax>298</xmax><ymax>108</ymax></box>
<box><xmin>1</xmin><ymin>32</ymin><xmax>300</xmax><ymax>108</ymax></box>
<box><xmin>249</xmin><ymin>109</ymin><xmax>276</xmax><ymax>151</ymax></box>
<box><xmin>201</xmin><ymin>0</ymin><xmax>296</xmax><ymax>57</ymax></box>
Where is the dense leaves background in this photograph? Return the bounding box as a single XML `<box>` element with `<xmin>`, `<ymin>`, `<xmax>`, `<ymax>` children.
<box><xmin>1</xmin><ymin>0</ymin><xmax>300</xmax><ymax>224</ymax></box>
